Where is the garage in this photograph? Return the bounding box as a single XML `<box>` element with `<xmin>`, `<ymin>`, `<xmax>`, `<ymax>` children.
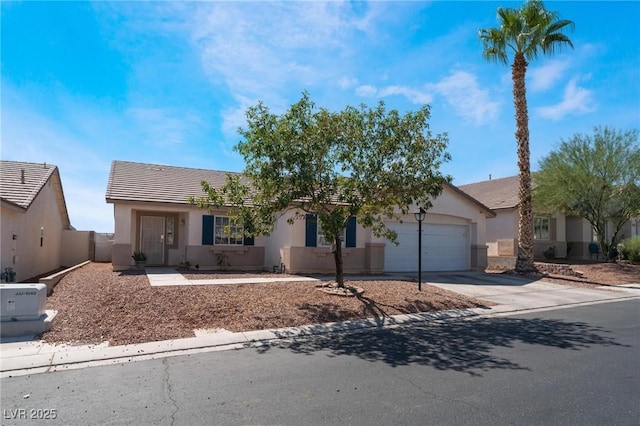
<box><xmin>384</xmin><ymin>222</ymin><xmax>469</xmax><ymax>272</ymax></box>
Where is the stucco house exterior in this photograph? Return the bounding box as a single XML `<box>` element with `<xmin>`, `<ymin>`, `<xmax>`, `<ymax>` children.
<box><xmin>458</xmin><ymin>175</ymin><xmax>639</xmax><ymax>261</ymax></box>
<box><xmin>0</xmin><ymin>160</ymin><xmax>72</xmax><ymax>282</ymax></box>
<box><xmin>106</xmin><ymin>160</ymin><xmax>494</xmax><ymax>273</ymax></box>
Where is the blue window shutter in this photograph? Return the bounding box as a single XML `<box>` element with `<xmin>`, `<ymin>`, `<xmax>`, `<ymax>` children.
<box><xmin>243</xmin><ymin>222</ymin><xmax>254</xmax><ymax>246</ymax></box>
<box><xmin>346</xmin><ymin>216</ymin><xmax>356</xmax><ymax>248</ymax></box>
<box><xmin>202</xmin><ymin>215</ymin><xmax>214</xmax><ymax>246</ymax></box>
<box><xmin>305</xmin><ymin>214</ymin><xmax>317</xmax><ymax>247</ymax></box>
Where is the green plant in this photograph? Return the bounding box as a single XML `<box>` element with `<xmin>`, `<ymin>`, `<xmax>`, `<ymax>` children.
<box><xmin>132</xmin><ymin>251</ymin><xmax>147</xmax><ymax>262</ymax></box>
<box><xmin>621</xmin><ymin>236</ymin><xmax>640</xmax><ymax>263</ymax></box>
<box><xmin>215</xmin><ymin>252</ymin><xmax>230</xmax><ymax>270</ymax></box>
<box><xmin>543</xmin><ymin>245</ymin><xmax>556</xmax><ymax>260</ymax></box>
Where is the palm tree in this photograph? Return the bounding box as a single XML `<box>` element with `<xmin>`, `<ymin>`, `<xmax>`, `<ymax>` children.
<box><xmin>479</xmin><ymin>0</ymin><xmax>574</xmax><ymax>272</ymax></box>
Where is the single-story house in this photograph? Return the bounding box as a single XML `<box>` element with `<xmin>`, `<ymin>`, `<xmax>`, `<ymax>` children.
<box><xmin>458</xmin><ymin>175</ymin><xmax>639</xmax><ymax>261</ymax></box>
<box><xmin>105</xmin><ymin>160</ymin><xmax>495</xmax><ymax>273</ymax></box>
<box><xmin>0</xmin><ymin>160</ymin><xmax>72</xmax><ymax>282</ymax></box>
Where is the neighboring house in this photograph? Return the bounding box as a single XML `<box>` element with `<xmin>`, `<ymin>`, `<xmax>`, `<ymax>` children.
<box><xmin>106</xmin><ymin>160</ymin><xmax>495</xmax><ymax>273</ymax></box>
<box><xmin>0</xmin><ymin>160</ymin><xmax>73</xmax><ymax>282</ymax></box>
<box><xmin>458</xmin><ymin>175</ymin><xmax>638</xmax><ymax>261</ymax></box>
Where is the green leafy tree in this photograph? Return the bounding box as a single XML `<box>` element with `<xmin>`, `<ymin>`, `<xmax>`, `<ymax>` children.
<box><xmin>479</xmin><ymin>0</ymin><xmax>574</xmax><ymax>271</ymax></box>
<box><xmin>192</xmin><ymin>92</ymin><xmax>451</xmax><ymax>287</ymax></box>
<box><xmin>533</xmin><ymin>126</ymin><xmax>640</xmax><ymax>260</ymax></box>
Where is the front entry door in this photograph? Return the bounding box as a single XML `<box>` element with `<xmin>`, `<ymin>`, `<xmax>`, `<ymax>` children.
<box><xmin>140</xmin><ymin>216</ymin><xmax>165</xmax><ymax>265</ymax></box>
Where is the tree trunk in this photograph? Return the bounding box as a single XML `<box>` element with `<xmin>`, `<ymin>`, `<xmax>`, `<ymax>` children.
<box><xmin>333</xmin><ymin>235</ymin><xmax>345</xmax><ymax>288</ymax></box>
<box><xmin>512</xmin><ymin>53</ymin><xmax>535</xmax><ymax>272</ymax></box>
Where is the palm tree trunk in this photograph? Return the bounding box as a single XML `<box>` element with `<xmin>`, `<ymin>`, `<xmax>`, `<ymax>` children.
<box><xmin>512</xmin><ymin>53</ymin><xmax>535</xmax><ymax>272</ymax></box>
<box><xmin>333</xmin><ymin>235</ymin><xmax>345</xmax><ymax>288</ymax></box>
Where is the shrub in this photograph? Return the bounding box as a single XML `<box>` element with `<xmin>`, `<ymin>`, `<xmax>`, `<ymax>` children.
<box><xmin>543</xmin><ymin>246</ymin><xmax>556</xmax><ymax>259</ymax></box>
<box><xmin>621</xmin><ymin>236</ymin><xmax>640</xmax><ymax>263</ymax></box>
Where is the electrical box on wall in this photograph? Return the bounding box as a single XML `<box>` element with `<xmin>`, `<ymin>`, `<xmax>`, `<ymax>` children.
<box><xmin>0</xmin><ymin>283</ymin><xmax>47</xmax><ymax>321</ymax></box>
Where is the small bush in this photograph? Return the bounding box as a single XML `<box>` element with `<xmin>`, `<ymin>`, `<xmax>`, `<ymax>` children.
<box><xmin>543</xmin><ymin>246</ymin><xmax>556</xmax><ymax>259</ymax></box>
<box><xmin>621</xmin><ymin>236</ymin><xmax>640</xmax><ymax>263</ymax></box>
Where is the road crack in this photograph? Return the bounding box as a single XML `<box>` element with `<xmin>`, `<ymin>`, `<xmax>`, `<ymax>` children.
<box><xmin>163</xmin><ymin>358</ymin><xmax>179</xmax><ymax>425</ymax></box>
<box><xmin>385</xmin><ymin>369</ymin><xmax>513</xmax><ymax>424</ymax></box>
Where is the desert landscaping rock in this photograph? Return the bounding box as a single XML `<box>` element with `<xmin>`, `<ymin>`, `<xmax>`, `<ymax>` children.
<box><xmin>43</xmin><ymin>263</ymin><xmax>490</xmax><ymax>346</ymax></box>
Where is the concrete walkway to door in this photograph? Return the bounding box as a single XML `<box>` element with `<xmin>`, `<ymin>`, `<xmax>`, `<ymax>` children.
<box><xmin>145</xmin><ymin>267</ymin><xmax>320</xmax><ymax>287</ymax></box>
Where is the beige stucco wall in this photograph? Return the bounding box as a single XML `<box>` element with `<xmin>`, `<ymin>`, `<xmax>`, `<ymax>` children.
<box><xmin>267</xmin><ymin>210</ymin><xmax>379</xmax><ymax>274</ymax></box>
<box><xmin>110</xmin><ymin>185</ymin><xmax>492</xmax><ymax>273</ymax></box>
<box><xmin>486</xmin><ymin>209</ymin><xmax>518</xmax><ymax>242</ymax></box>
<box><xmin>428</xmin><ymin>186</ymin><xmax>491</xmax><ymax>245</ymax></box>
<box><xmin>487</xmin><ymin>209</ymin><xmax>568</xmax><ymax>259</ymax></box>
<box><xmin>1</xmin><ymin>181</ymin><xmax>65</xmax><ymax>281</ymax></box>
<box><xmin>110</xmin><ymin>201</ymin><xmax>267</xmax><ymax>270</ymax></box>
<box><xmin>264</xmin><ymin>212</ymin><xmax>296</xmax><ymax>270</ymax></box>
<box><xmin>369</xmin><ymin>186</ymin><xmax>492</xmax><ymax>270</ymax></box>
<box><xmin>565</xmin><ymin>215</ymin><xmax>639</xmax><ymax>260</ymax></box>
<box><xmin>61</xmin><ymin>230</ymin><xmax>92</xmax><ymax>267</ymax></box>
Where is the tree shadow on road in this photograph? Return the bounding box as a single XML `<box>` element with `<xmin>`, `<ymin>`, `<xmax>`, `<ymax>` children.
<box><xmin>252</xmin><ymin>315</ymin><xmax>626</xmax><ymax>376</ymax></box>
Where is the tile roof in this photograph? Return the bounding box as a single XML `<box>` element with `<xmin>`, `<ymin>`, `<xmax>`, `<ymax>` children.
<box><xmin>0</xmin><ymin>160</ymin><xmax>71</xmax><ymax>228</ymax></box>
<box><xmin>1</xmin><ymin>160</ymin><xmax>57</xmax><ymax>209</ymax></box>
<box><xmin>458</xmin><ymin>175</ymin><xmax>520</xmax><ymax>210</ymax></box>
<box><xmin>105</xmin><ymin>160</ymin><xmax>242</xmax><ymax>205</ymax></box>
<box><xmin>444</xmin><ymin>183</ymin><xmax>496</xmax><ymax>217</ymax></box>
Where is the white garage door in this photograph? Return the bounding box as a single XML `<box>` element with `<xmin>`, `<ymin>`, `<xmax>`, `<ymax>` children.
<box><xmin>384</xmin><ymin>223</ymin><xmax>469</xmax><ymax>272</ymax></box>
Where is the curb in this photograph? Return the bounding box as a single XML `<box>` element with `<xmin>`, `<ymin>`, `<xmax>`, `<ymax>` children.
<box><xmin>2</xmin><ymin>294</ymin><xmax>638</xmax><ymax>377</ymax></box>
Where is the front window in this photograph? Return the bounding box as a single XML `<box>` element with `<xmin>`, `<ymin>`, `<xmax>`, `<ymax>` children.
<box><xmin>214</xmin><ymin>216</ymin><xmax>243</xmax><ymax>245</ymax></box>
<box><xmin>318</xmin><ymin>221</ymin><xmax>345</xmax><ymax>247</ymax></box>
<box><xmin>534</xmin><ymin>217</ymin><xmax>550</xmax><ymax>240</ymax></box>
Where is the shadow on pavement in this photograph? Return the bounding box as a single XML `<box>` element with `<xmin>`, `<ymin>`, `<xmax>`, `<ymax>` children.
<box><xmin>420</xmin><ymin>272</ymin><xmax>538</xmax><ymax>286</ymax></box>
<box><xmin>253</xmin><ymin>315</ymin><xmax>626</xmax><ymax>376</ymax></box>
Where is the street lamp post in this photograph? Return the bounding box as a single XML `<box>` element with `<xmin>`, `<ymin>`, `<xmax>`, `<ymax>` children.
<box><xmin>414</xmin><ymin>207</ymin><xmax>426</xmax><ymax>291</ymax></box>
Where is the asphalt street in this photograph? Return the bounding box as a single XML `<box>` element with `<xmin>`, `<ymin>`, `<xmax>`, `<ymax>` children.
<box><xmin>1</xmin><ymin>299</ymin><xmax>638</xmax><ymax>426</ymax></box>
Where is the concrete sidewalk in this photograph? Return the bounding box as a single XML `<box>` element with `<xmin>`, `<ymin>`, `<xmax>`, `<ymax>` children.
<box><xmin>1</xmin><ymin>274</ymin><xmax>638</xmax><ymax>377</ymax></box>
<box><xmin>146</xmin><ymin>267</ymin><xmax>320</xmax><ymax>286</ymax></box>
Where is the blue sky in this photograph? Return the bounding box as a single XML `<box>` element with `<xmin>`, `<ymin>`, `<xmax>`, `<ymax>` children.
<box><xmin>2</xmin><ymin>1</ymin><xmax>639</xmax><ymax>232</ymax></box>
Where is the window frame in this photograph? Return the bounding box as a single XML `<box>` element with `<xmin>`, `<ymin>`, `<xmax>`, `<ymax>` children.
<box><xmin>214</xmin><ymin>216</ymin><xmax>244</xmax><ymax>246</ymax></box>
<box><xmin>317</xmin><ymin>221</ymin><xmax>346</xmax><ymax>247</ymax></box>
<box><xmin>534</xmin><ymin>217</ymin><xmax>550</xmax><ymax>240</ymax></box>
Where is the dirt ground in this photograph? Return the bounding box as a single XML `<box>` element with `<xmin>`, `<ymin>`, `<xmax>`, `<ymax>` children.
<box><xmin>42</xmin><ymin>261</ymin><xmax>638</xmax><ymax>347</ymax></box>
<box><xmin>43</xmin><ymin>263</ymin><xmax>489</xmax><ymax>346</ymax></box>
<box><xmin>536</xmin><ymin>260</ymin><xmax>640</xmax><ymax>286</ymax></box>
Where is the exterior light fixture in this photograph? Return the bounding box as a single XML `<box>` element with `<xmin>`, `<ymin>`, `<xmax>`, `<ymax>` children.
<box><xmin>414</xmin><ymin>207</ymin><xmax>426</xmax><ymax>291</ymax></box>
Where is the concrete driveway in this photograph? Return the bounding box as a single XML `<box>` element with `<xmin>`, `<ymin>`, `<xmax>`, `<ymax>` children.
<box><xmin>409</xmin><ymin>271</ymin><xmax>640</xmax><ymax>312</ymax></box>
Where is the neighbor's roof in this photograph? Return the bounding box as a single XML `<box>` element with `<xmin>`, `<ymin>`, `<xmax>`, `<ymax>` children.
<box><xmin>444</xmin><ymin>183</ymin><xmax>496</xmax><ymax>217</ymax></box>
<box><xmin>0</xmin><ymin>160</ymin><xmax>71</xmax><ymax>227</ymax></box>
<box><xmin>458</xmin><ymin>175</ymin><xmax>520</xmax><ymax>210</ymax></box>
<box><xmin>105</xmin><ymin>160</ymin><xmax>243</xmax><ymax>205</ymax></box>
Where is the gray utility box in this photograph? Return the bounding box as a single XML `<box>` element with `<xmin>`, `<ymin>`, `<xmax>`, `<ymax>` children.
<box><xmin>0</xmin><ymin>283</ymin><xmax>47</xmax><ymax>321</ymax></box>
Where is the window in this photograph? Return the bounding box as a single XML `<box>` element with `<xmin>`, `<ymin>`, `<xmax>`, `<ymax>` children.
<box><xmin>166</xmin><ymin>217</ymin><xmax>175</xmax><ymax>246</ymax></box>
<box><xmin>214</xmin><ymin>216</ymin><xmax>243</xmax><ymax>245</ymax></box>
<box><xmin>305</xmin><ymin>214</ymin><xmax>356</xmax><ymax>248</ymax></box>
<box><xmin>317</xmin><ymin>221</ymin><xmax>345</xmax><ymax>247</ymax></box>
<box><xmin>534</xmin><ymin>217</ymin><xmax>550</xmax><ymax>240</ymax></box>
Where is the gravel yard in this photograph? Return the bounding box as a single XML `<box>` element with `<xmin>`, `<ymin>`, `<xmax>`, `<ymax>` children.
<box><xmin>41</xmin><ymin>261</ymin><xmax>638</xmax><ymax>347</ymax></box>
<box><xmin>43</xmin><ymin>263</ymin><xmax>491</xmax><ymax>346</ymax></box>
<box><xmin>534</xmin><ymin>260</ymin><xmax>640</xmax><ymax>287</ymax></box>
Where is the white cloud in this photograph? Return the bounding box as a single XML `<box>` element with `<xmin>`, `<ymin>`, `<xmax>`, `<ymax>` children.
<box><xmin>182</xmin><ymin>2</ymin><xmax>386</xmax><ymax>131</ymax></box>
<box><xmin>337</xmin><ymin>76</ymin><xmax>359</xmax><ymax>90</ymax></box>
<box><xmin>191</xmin><ymin>3</ymin><xmax>359</xmax><ymax>91</ymax></box>
<box><xmin>528</xmin><ymin>59</ymin><xmax>570</xmax><ymax>92</ymax></box>
<box><xmin>535</xmin><ymin>78</ymin><xmax>596</xmax><ymax>120</ymax></box>
<box><xmin>429</xmin><ymin>71</ymin><xmax>500</xmax><ymax>125</ymax></box>
<box><xmin>356</xmin><ymin>85</ymin><xmax>378</xmax><ymax>98</ymax></box>
<box><xmin>354</xmin><ymin>84</ymin><xmax>433</xmax><ymax>105</ymax></box>
<box><xmin>127</xmin><ymin>107</ymin><xmax>204</xmax><ymax>146</ymax></box>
